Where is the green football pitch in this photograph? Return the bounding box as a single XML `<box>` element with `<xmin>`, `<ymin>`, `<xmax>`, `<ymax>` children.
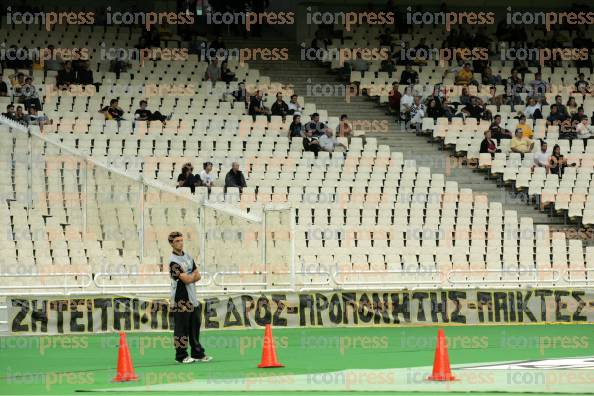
<box><xmin>1</xmin><ymin>324</ymin><xmax>594</xmax><ymax>395</ymax></box>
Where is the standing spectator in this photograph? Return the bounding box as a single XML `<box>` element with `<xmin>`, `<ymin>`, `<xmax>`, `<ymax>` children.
<box><xmin>510</xmin><ymin>129</ymin><xmax>534</xmax><ymax>154</ymax></box>
<box><xmin>20</xmin><ymin>77</ymin><xmax>42</xmax><ymax>111</ymax></box>
<box><xmin>248</xmin><ymin>90</ymin><xmax>270</xmax><ymax>121</ymax></box>
<box><xmin>287</xmin><ymin>94</ymin><xmax>304</xmax><ymax>116</ymax></box>
<box><xmin>100</xmin><ymin>99</ymin><xmax>124</xmax><ymax>121</ymax></box>
<box><xmin>399</xmin><ymin>65</ymin><xmax>418</xmax><ymax>85</ymax></box>
<box><xmin>134</xmin><ymin>100</ymin><xmax>169</xmax><ymax>123</ymax></box>
<box><xmin>303</xmin><ymin>129</ymin><xmax>322</xmax><ymax>156</ymax></box>
<box><xmin>479</xmin><ymin>130</ymin><xmax>499</xmax><ymax>157</ymax></box>
<box><xmin>224</xmin><ymin>162</ymin><xmax>247</xmax><ymax>193</ymax></box>
<box><xmin>205</xmin><ymin>60</ymin><xmax>221</xmax><ymax>82</ymax></box>
<box><xmin>289</xmin><ymin>115</ymin><xmax>304</xmax><ymax>138</ymax></box>
<box><xmin>337</xmin><ymin>114</ymin><xmax>353</xmax><ymax>138</ymax></box>
<box><xmin>56</xmin><ymin>61</ymin><xmax>77</xmax><ymax>89</ymax></box>
<box><xmin>177</xmin><ymin>163</ymin><xmax>201</xmax><ymax>194</ymax></box>
<box><xmin>305</xmin><ymin>113</ymin><xmax>330</xmax><ymax>137</ymax></box>
<box><xmin>270</xmin><ymin>92</ymin><xmax>289</xmax><ymax>120</ymax></box>
<box><xmin>199</xmin><ymin>162</ymin><xmax>215</xmax><ymax>188</ymax></box>
<box><xmin>319</xmin><ymin>129</ymin><xmax>346</xmax><ymax>152</ymax></box>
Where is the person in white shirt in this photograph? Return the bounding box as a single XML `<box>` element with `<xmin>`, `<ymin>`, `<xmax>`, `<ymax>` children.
<box><xmin>400</xmin><ymin>87</ymin><xmax>414</xmax><ymax>121</ymax></box>
<box><xmin>287</xmin><ymin>94</ymin><xmax>304</xmax><ymax>116</ymax></box>
<box><xmin>533</xmin><ymin>140</ymin><xmax>549</xmax><ymax>171</ymax></box>
<box><xmin>524</xmin><ymin>97</ymin><xmax>542</xmax><ymax>119</ymax></box>
<box><xmin>319</xmin><ymin>129</ymin><xmax>346</xmax><ymax>152</ymax></box>
<box><xmin>576</xmin><ymin>117</ymin><xmax>594</xmax><ymax>139</ymax></box>
<box><xmin>409</xmin><ymin>95</ymin><xmax>425</xmax><ymax>132</ymax></box>
<box><xmin>199</xmin><ymin>162</ymin><xmax>215</xmax><ymax>187</ymax></box>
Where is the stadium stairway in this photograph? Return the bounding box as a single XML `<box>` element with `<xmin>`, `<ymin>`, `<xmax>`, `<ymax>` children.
<box><xmin>225</xmin><ymin>32</ymin><xmax>586</xmax><ymax>239</ymax></box>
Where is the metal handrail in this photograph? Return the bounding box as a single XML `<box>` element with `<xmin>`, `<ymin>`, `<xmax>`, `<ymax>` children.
<box><xmin>332</xmin><ymin>269</ymin><xmax>442</xmax><ymax>286</ymax></box>
<box><xmin>563</xmin><ymin>268</ymin><xmax>594</xmax><ymax>284</ymax></box>
<box><xmin>93</xmin><ymin>271</ymin><xmax>213</xmax><ymax>289</ymax></box>
<box><xmin>447</xmin><ymin>268</ymin><xmax>561</xmax><ymax>284</ymax></box>
<box><xmin>0</xmin><ymin>272</ymin><xmax>93</xmax><ymax>293</ymax></box>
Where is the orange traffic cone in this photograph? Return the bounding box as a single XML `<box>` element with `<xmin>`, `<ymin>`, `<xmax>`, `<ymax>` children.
<box><xmin>427</xmin><ymin>329</ymin><xmax>456</xmax><ymax>381</ymax></box>
<box><xmin>257</xmin><ymin>324</ymin><xmax>284</xmax><ymax>368</ymax></box>
<box><xmin>113</xmin><ymin>332</ymin><xmax>138</xmax><ymax>382</ymax></box>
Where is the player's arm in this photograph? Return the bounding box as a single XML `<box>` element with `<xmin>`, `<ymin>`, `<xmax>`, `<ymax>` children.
<box><xmin>170</xmin><ymin>262</ymin><xmax>196</xmax><ymax>285</ymax></box>
<box><xmin>190</xmin><ymin>260</ymin><xmax>201</xmax><ymax>282</ymax></box>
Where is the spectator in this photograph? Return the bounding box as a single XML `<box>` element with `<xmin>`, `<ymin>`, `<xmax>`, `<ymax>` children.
<box><xmin>549</xmin><ymin>144</ymin><xmax>574</xmax><ymax>176</ymax></box>
<box><xmin>489</xmin><ymin>115</ymin><xmax>512</xmax><ymax>139</ymax></box>
<box><xmin>510</xmin><ymin>128</ymin><xmax>534</xmax><ymax>154</ymax></box>
<box><xmin>43</xmin><ymin>45</ymin><xmax>63</xmax><ymax>71</ymax></box>
<box><xmin>350</xmin><ymin>53</ymin><xmax>369</xmax><ymax>72</ymax></box>
<box><xmin>554</xmin><ymin>95</ymin><xmax>568</xmax><ymax>119</ymax></box>
<box><xmin>220</xmin><ymin>61</ymin><xmax>235</xmax><ymax>83</ymax></box>
<box><xmin>507</xmin><ymin>68</ymin><xmax>524</xmax><ymax>95</ymax></box>
<box><xmin>380</xmin><ymin>58</ymin><xmax>396</xmax><ymax>74</ymax></box>
<box><xmin>399</xmin><ymin>86</ymin><xmax>414</xmax><ymax>121</ymax></box>
<box><xmin>232</xmin><ymin>82</ymin><xmax>247</xmax><ymax>107</ymax></box>
<box><xmin>24</xmin><ymin>104</ymin><xmax>51</xmax><ymax>129</ymax></box>
<box><xmin>199</xmin><ymin>162</ymin><xmax>215</xmax><ymax>188</ymax></box>
<box><xmin>571</xmin><ymin>107</ymin><xmax>587</xmax><ymax>125</ymax></box>
<box><xmin>205</xmin><ymin>60</ymin><xmax>221</xmax><ymax>81</ymax></box>
<box><xmin>289</xmin><ymin>114</ymin><xmax>304</xmax><ymax>138</ymax></box>
<box><xmin>454</xmin><ymin>62</ymin><xmax>474</xmax><ymax>86</ymax></box>
<box><xmin>533</xmin><ymin>140</ymin><xmax>550</xmax><ymax>170</ymax></box>
<box><xmin>576</xmin><ymin>117</ymin><xmax>594</xmax><ymax>139</ymax></box>
<box><xmin>458</xmin><ymin>87</ymin><xmax>472</xmax><ymax>106</ymax></box>
<box><xmin>426</xmin><ymin>98</ymin><xmax>445</xmax><ymax>120</ymax></box>
<box><xmin>100</xmin><ymin>99</ymin><xmax>124</xmax><ymax>121</ymax></box>
<box><xmin>13</xmin><ymin>106</ymin><xmax>26</xmax><ymax>125</ymax></box>
<box><xmin>56</xmin><ymin>61</ymin><xmax>77</xmax><ymax>89</ymax></box>
<box><xmin>336</xmin><ymin>114</ymin><xmax>353</xmax><ymax>138</ymax></box>
<box><xmin>319</xmin><ymin>129</ymin><xmax>346</xmax><ymax>152</ymax></box>
<box><xmin>388</xmin><ymin>82</ymin><xmax>401</xmax><ymax>116</ymax></box>
<box><xmin>461</xmin><ymin>97</ymin><xmax>488</xmax><ymax>121</ymax></box>
<box><xmin>10</xmin><ymin>73</ymin><xmax>26</xmax><ymax>96</ymax></box>
<box><xmin>488</xmin><ymin>86</ymin><xmax>507</xmax><ymax>107</ymax></box>
<box><xmin>305</xmin><ymin>113</ymin><xmax>329</xmax><ymax>137</ymax></box>
<box><xmin>516</xmin><ymin>115</ymin><xmax>534</xmax><ymax>138</ymax></box>
<box><xmin>134</xmin><ymin>100</ymin><xmax>169</xmax><ymax>123</ymax></box>
<box><xmin>177</xmin><ymin>163</ymin><xmax>201</xmax><ymax>194</ymax></box>
<box><xmin>302</xmin><ymin>129</ymin><xmax>322</xmax><ymax>156</ymax></box>
<box><xmin>287</xmin><ymin>94</ymin><xmax>304</xmax><ymax>116</ymax></box>
<box><xmin>575</xmin><ymin>73</ymin><xmax>590</xmax><ymax>94</ymax></box>
<box><xmin>409</xmin><ymin>95</ymin><xmax>425</xmax><ymax>132</ymax></box>
<box><xmin>479</xmin><ymin>130</ymin><xmax>499</xmax><ymax>157</ymax></box>
<box><xmin>524</xmin><ymin>97</ymin><xmax>542</xmax><ymax>120</ymax></box>
<box><xmin>566</xmin><ymin>97</ymin><xmax>578</xmax><ymax>117</ymax></box>
<box><xmin>482</xmin><ymin>66</ymin><xmax>502</xmax><ymax>85</ymax></box>
<box><xmin>3</xmin><ymin>104</ymin><xmax>15</xmax><ymax>120</ymax></box>
<box><xmin>546</xmin><ymin>104</ymin><xmax>567</xmax><ymax>126</ymax></box>
<box><xmin>399</xmin><ymin>65</ymin><xmax>418</xmax><ymax>85</ymax></box>
<box><xmin>528</xmin><ymin>72</ymin><xmax>548</xmax><ymax>99</ymax></box>
<box><xmin>0</xmin><ymin>72</ymin><xmax>7</xmax><ymax>96</ymax></box>
<box><xmin>248</xmin><ymin>90</ymin><xmax>270</xmax><ymax>120</ymax></box>
<box><xmin>270</xmin><ymin>92</ymin><xmax>289</xmax><ymax>120</ymax></box>
<box><xmin>20</xmin><ymin>77</ymin><xmax>42</xmax><ymax>111</ymax></box>
<box><xmin>224</xmin><ymin>162</ymin><xmax>247</xmax><ymax>193</ymax></box>
<box><xmin>76</xmin><ymin>61</ymin><xmax>94</xmax><ymax>86</ymax></box>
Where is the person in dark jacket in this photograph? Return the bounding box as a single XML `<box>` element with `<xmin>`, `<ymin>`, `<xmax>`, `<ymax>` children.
<box><xmin>56</xmin><ymin>61</ymin><xmax>77</xmax><ymax>89</ymax></box>
<box><xmin>224</xmin><ymin>162</ymin><xmax>247</xmax><ymax>193</ymax></box>
<box><xmin>479</xmin><ymin>130</ymin><xmax>499</xmax><ymax>157</ymax></box>
<box><xmin>271</xmin><ymin>92</ymin><xmax>289</xmax><ymax>120</ymax></box>
<box><xmin>303</xmin><ymin>129</ymin><xmax>322</xmax><ymax>156</ymax></box>
<box><xmin>177</xmin><ymin>162</ymin><xmax>202</xmax><ymax>194</ymax></box>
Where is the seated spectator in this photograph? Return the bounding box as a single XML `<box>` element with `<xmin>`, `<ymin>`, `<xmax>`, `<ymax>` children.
<box><xmin>248</xmin><ymin>90</ymin><xmax>270</xmax><ymax>120</ymax></box>
<box><xmin>461</xmin><ymin>97</ymin><xmax>489</xmax><ymax>121</ymax></box>
<box><xmin>134</xmin><ymin>100</ymin><xmax>169</xmax><ymax>123</ymax></box>
<box><xmin>399</xmin><ymin>87</ymin><xmax>414</xmax><ymax>121</ymax></box>
<box><xmin>566</xmin><ymin>97</ymin><xmax>578</xmax><ymax>117</ymax></box>
<box><xmin>454</xmin><ymin>63</ymin><xmax>474</xmax><ymax>86</ymax></box>
<box><xmin>287</xmin><ymin>94</ymin><xmax>304</xmax><ymax>116</ymax></box>
<box><xmin>533</xmin><ymin>140</ymin><xmax>550</xmax><ymax>170</ymax></box>
<box><xmin>303</xmin><ymin>129</ymin><xmax>322</xmax><ymax>156</ymax></box>
<box><xmin>547</xmin><ymin>104</ymin><xmax>567</xmax><ymax>126</ymax></box>
<box><xmin>76</xmin><ymin>61</ymin><xmax>94</xmax><ymax>86</ymax></box>
<box><xmin>524</xmin><ymin>97</ymin><xmax>542</xmax><ymax>120</ymax></box>
<box><xmin>336</xmin><ymin>114</ymin><xmax>353</xmax><ymax>138</ymax></box>
<box><xmin>388</xmin><ymin>82</ymin><xmax>401</xmax><ymax>116</ymax></box>
<box><xmin>177</xmin><ymin>162</ymin><xmax>202</xmax><ymax>194</ymax></box>
<box><xmin>380</xmin><ymin>59</ymin><xmax>396</xmax><ymax>74</ymax></box>
<box><xmin>575</xmin><ymin>73</ymin><xmax>590</xmax><ymax>94</ymax></box>
<box><xmin>482</xmin><ymin>66</ymin><xmax>502</xmax><ymax>85</ymax></box>
<box><xmin>516</xmin><ymin>115</ymin><xmax>534</xmax><ymax>138</ymax></box>
<box><xmin>270</xmin><ymin>92</ymin><xmax>289</xmax><ymax>120</ymax></box>
<box><xmin>554</xmin><ymin>95</ymin><xmax>568</xmax><ymax>119</ymax></box>
<box><xmin>305</xmin><ymin>112</ymin><xmax>330</xmax><ymax>137</ymax></box>
<box><xmin>224</xmin><ymin>162</ymin><xmax>247</xmax><ymax>193</ymax></box>
<box><xmin>576</xmin><ymin>117</ymin><xmax>594</xmax><ymax>139</ymax></box>
<box><xmin>24</xmin><ymin>104</ymin><xmax>51</xmax><ymax>129</ymax></box>
<box><xmin>100</xmin><ymin>99</ymin><xmax>124</xmax><ymax>121</ymax></box>
<box><xmin>319</xmin><ymin>129</ymin><xmax>346</xmax><ymax>152</ymax></box>
<box><xmin>549</xmin><ymin>144</ymin><xmax>574</xmax><ymax>176</ymax></box>
<box><xmin>409</xmin><ymin>95</ymin><xmax>425</xmax><ymax>132</ymax></box>
<box><xmin>350</xmin><ymin>53</ymin><xmax>369</xmax><ymax>72</ymax></box>
<box><xmin>3</xmin><ymin>104</ymin><xmax>15</xmax><ymax>120</ymax></box>
<box><xmin>399</xmin><ymin>65</ymin><xmax>418</xmax><ymax>85</ymax></box>
<box><xmin>232</xmin><ymin>82</ymin><xmax>247</xmax><ymax>107</ymax></box>
<box><xmin>10</xmin><ymin>72</ymin><xmax>26</xmax><ymax>96</ymax></box>
<box><xmin>479</xmin><ymin>130</ymin><xmax>499</xmax><ymax>157</ymax></box>
<box><xmin>489</xmin><ymin>115</ymin><xmax>512</xmax><ymax>139</ymax></box>
<box><xmin>220</xmin><ymin>61</ymin><xmax>235</xmax><ymax>83</ymax></box>
<box><xmin>528</xmin><ymin>72</ymin><xmax>548</xmax><ymax>99</ymax></box>
<box><xmin>199</xmin><ymin>162</ymin><xmax>215</xmax><ymax>188</ymax></box>
<box><xmin>571</xmin><ymin>107</ymin><xmax>586</xmax><ymax>125</ymax></box>
<box><xmin>205</xmin><ymin>60</ymin><xmax>221</xmax><ymax>81</ymax></box>
<box><xmin>426</xmin><ymin>98</ymin><xmax>444</xmax><ymax>120</ymax></box>
<box><xmin>20</xmin><ymin>77</ymin><xmax>42</xmax><ymax>111</ymax></box>
<box><xmin>511</xmin><ymin>128</ymin><xmax>534</xmax><ymax>154</ymax></box>
<box><xmin>289</xmin><ymin>115</ymin><xmax>304</xmax><ymax>138</ymax></box>
<box><xmin>13</xmin><ymin>105</ymin><xmax>26</xmax><ymax>125</ymax></box>
<box><xmin>0</xmin><ymin>72</ymin><xmax>7</xmax><ymax>96</ymax></box>
<box><xmin>458</xmin><ymin>87</ymin><xmax>472</xmax><ymax>107</ymax></box>
<box><xmin>56</xmin><ymin>61</ymin><xmax>77</xmax><ymax>89</ymax></box>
